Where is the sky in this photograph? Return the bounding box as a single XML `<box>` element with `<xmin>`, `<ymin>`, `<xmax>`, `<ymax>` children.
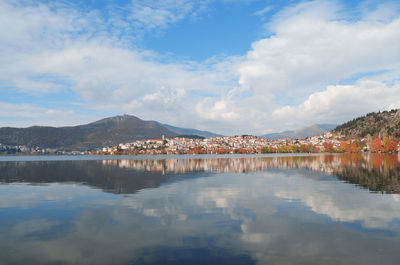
<box><xmin>1</xmin><ymin>0</ymin><xmax>400</xmax><ymax>135</ymax></box>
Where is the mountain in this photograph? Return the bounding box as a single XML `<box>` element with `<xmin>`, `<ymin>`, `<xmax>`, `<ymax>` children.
<box><xmin>333</xmin><ymin>109</ymin><xmax>400</xmax><ymax>139</ymax></box>
<box><xmin>161</xmin><ymin>124</ymin><xmax>224</xmax><ymax>138</ymax></box>
<box><xmin>0</xmin><ymin>114</ymin><xmax>180</xmax><ymax>151</ymax></box>
<box><xmin>261</xmin><ymin>130</ymin><xmax>295</xmax><ymax>140</ymax></box>
<box><xmin>261</xmin><ymin>124</ymin><xmax>337</xmax><ymax>139</ymax></box>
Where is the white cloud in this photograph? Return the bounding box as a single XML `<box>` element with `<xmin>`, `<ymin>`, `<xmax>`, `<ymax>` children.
<box><xmin>238</xmin><ymin>1</ymin><xmax>400</xmax><ymax>99</ymax></box>
<box><xmin>359</xmin><ymin>1</ymin><xmax>400</xmax><ymax>22</ymax></box>
<box><xmin>254</xmin><ymin>5</ymin><xmax>272</xmax><ymax>16</ymax></box>
<box><xmin>228</xmin><ymin>0</ymin><xmax>400</xmax><ymax>131</ymax></box>
<box><xmin>1</xmin><ymin>0</ymin><xmax>400</xmax><ymax>134</ymax></box>
<box><xmin>196</xmin><ymin>99</ymin><xmax>239</xmax><ymax>121</ymax></box>
<box><xmin>127</xmin><ymin>0</ymin><xmax>210</xmax><ymax>32</ymax></box>
<box><xmin>0</xmin><ymin>0</ymin><xmax>233</xmax><ymax>128</ymax></box>
<box><xmin>272</xmin><ymin>80</ymin><xmax>400</xmax><ymax>125</ymax></box>
<box><xmin>0</xmin><ymin>102</ymin><xmax>96</xmax><ymax>127</ymax></box>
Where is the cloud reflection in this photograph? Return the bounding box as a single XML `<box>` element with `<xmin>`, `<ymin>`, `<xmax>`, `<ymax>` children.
<box><xmin>1</xmin><ymin>154</ymin><xmax>400</xmax><ymax>264</ymax></box>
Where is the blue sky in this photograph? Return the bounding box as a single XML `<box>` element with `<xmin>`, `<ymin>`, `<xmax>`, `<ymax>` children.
<box><xmin>1</xmin><ymin>0</ymin><xmax>400</xmax><ymax>134</ymax></box>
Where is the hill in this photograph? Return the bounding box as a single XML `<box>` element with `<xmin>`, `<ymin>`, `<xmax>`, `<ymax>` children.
<box><xmin>333</xmin><ymin>109</ymin><xmax>400</xmax><ymax>139</ymax></box>
<box><xmin>261</xmin><ymin>124</ymin><xmax>337</xmax><ymax>139</ymax></box>
<box><xmin>0</xmin><ymin>115</ymin><xmax>180</xmax><ymax>151</ymax></box>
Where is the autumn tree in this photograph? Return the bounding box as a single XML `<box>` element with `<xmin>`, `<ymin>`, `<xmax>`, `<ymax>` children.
<box><xmin>303</xmin><ymin>144</ymin><xmax>313</xmax><ymax>153</ymax></box>
<box><xmin>347</xmin><ymin>143</ymin><xmax>358</xmax><ymax>153</ymax></box>
<box><xmin>384</xmin><ymin>140</ymin><xmax>398</xmax><ymax>153</ymax></box>
<box><xmin>339</xmin><ymin>141</ymin><xmax>348</xmax><ymax>153</ymax></box>
<box><xmin>323</xmin><ymin>142</ymin><xmax>335</xmax><ymax>153</ymax></box>
<box><xmin>291</xmin><ymin>145</ymin><xmax>302</xmax><ymax>153</ymax></box>
<box><xmin>261</xmin><ymin>146</ymin><xmax>276</xmax><ymax>153</ymax></box>
<box><xmin>383</xmin><ymin>137</ymin><xmax>389</xmax><ymax>149</ymax></box>
<box><xmin>193</xmin><ymin>146</ymin><xmax>203</xmax><ymax>154</ymax></box>
<box><xmin>370</xmin><ymin>138</ymin><xmax>383</xmax><ymax>153</ymax></box>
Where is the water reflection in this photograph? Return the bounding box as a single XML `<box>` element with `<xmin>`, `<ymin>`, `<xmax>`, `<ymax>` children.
<box><xmin>1</xmin><ymin>154</ymin><xmax>400</xmax><ymax>265</ymax></box>
<box><xmin>2</xmin><ymin>154</ymin><xmax>399</xmax><ymax>194</ymax></box>
<box><xmin>107</xmin><ymin>154</ymin><xmax>400</xmax><ymax>194</ymax></box>
<box><xmin>333</xmin><ymin>154</ymin><xmax>400</xmax><ymax>193</ymax></box>
<box><xmin>0</xmin><ymin>160</ymin><xmax>181</xmax><ymax>194</ymax></box>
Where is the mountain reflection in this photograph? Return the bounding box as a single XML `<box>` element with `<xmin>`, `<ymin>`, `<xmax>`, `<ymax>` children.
<box><xmin>0</xmin><ymin>160</ymin><xmax>180</xmax><ymax>194</ymax></box>
<box><xmin>1</xmin><ymin>154</ymin><xmax>399</xmax><ymax>194</ymax></box>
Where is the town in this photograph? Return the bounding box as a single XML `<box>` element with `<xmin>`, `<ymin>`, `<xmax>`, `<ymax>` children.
<box><xmin>97</xmin><ymin>132</ymin><xmax>400</xmax><ymax>155</ymax></box>
<box><xmin>2</xmin><ymin>131</ymin><xmax>399</xmax><ymax>156</ymax></box>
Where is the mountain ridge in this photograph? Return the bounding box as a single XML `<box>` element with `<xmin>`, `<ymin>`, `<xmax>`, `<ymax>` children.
<box><xmin>0</xmin><ymin>114</ymin><xmax>179</xmax><ymax>150</ymax></box>
<box><xmin>161</xmin><ymin>123</ymin><xmax>224</xmax><ymax>138</ymax></box>
<box><xmin>261</xmin><ymin>124</ymin><xmax>337</xmax><ymax>139</ymax></box>
<box><xmin>0</xmin><ymin>114</ymin><xmax>227</xmax><ymax>150</ymax></box>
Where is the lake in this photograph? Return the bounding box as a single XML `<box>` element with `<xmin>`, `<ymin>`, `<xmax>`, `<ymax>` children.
<box><xmin>1</xmin><ymin>154</ymin><xmax>400</xmax><ymax>265</ymax></box>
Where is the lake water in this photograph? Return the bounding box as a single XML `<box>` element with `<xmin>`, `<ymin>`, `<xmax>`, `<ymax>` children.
<box><xmin>1</xmin><ymin>154</ymin><xmax>400</xmax><ymax>265</ymax></box>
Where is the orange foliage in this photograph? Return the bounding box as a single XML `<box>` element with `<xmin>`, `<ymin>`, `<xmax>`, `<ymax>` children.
<box><xmin>339</xmin><ymin>141</ymin><xmax>358</xmax><ymax>153</ymax></box>
<box><xmin>215</xmin><ymin>148</ymin><xmax>228</xmax><ymax>154</ymax></box>
<box><xmin>323</xmin><ymin>142</ymin><xmax>335</xmax><ymax>153</ymax></box>
<box><xmin>339</xmin><ymin>141</ymin><xmax>348</xmax><ymax>153</ymax></box>
<box><xmin>347</xmin><ymin>143</ymin><xmax>358</xmax><ymax>153</ymax></box>
<box><xmin>384</xmin><ymin>140</ymin><xmax>398</xmax><ymax>153</ymax></box>
<box><xmin>193</xmin><ymin>146</ymin><xmax>203</xmax><ymax>154</ymax></box>
<box><xmin>236</xmin><ymin>148</ymin><xmax>248</xmax><ymax>154</ymax></box>
<box><xmin>370</xmin><ymin>138</ymin><xmax>383</xmax><ymax>153</ymax></box>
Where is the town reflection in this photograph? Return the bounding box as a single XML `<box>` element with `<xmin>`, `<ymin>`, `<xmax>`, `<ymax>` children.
<box><xmin>1</xmin><ymin>154</ymin><xmax>399</xmax><ymax>194</ymax></box>
<box><xmin>103</xmin><ymin>154</ymin><xmax>400</xmax><ymax>193</ymax></box>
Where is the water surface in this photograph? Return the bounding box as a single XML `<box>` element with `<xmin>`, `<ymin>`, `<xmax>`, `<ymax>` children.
<box><xmin>1</xmin><ymin>154</ymin><xmax>400</xmax><ymax>264</ymax></box>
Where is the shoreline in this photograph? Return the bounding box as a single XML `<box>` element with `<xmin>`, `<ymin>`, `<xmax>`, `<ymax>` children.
<box><xmin>1</xmin><ymin>152</ymin><xmax>398</xmax><ymax>162</ymax></box>
<box><xmin>0</xmin><ymin>153</ymin><xmax>326</xmax><ymax>162</ymax></box>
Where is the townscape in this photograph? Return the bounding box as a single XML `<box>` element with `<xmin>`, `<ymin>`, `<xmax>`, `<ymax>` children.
<box><xmin>2</xmin><ymin>130</ymin><xmax>399</xmax><ymax>156</ymax></box>
<box><xmin>97</xmin><ymin>132</ymin><xmax>400</xmax><ymax>155</ymax></box>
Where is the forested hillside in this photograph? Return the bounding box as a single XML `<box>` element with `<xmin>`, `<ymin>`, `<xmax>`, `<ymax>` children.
<box><xmin>333</xmin><ymin>109</ymin><xmax>400</xmax><ymax>140</ymax></box>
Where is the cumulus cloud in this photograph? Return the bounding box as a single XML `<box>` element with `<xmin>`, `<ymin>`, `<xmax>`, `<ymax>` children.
<box><xmin>205</xmin><ymin>0</ymin><xmax>400</xmax><ymax>132</ymax></box>
<box><xmin>1</xmin><ymin>0</ymin><xmax>400</xmax><ymax>134</ymax></box>
<box><xmin>0</xmin><ymin>0</ymin><xmax>233</xmax><ymax>128</ymax></box>
<box><xmin>272</xmin><ymin>80</ymin><xmax>400</xmax><ymax>125</ymax></box>
<box><xmin>237</xmin><ymin>1</ymin><xmax>400</xmax><ymax>98</ymax></box>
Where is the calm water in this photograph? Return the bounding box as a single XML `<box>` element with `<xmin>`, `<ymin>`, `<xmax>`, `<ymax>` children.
<box><xmin>1</xmin><ymin>154</ymin><xmax>400</xmax><ymax>265</ymax></box>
